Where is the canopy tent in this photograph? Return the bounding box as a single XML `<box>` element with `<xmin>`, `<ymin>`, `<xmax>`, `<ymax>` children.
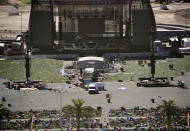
<box><xmin>78</xmin><ymin>56</ymin><xmax>104</xmax><ymax>62</ymax></box>
<box><xmin>0</xmin><ymin>43</ymin><xmax>5</xmax><ymax>47</ymax></box>
<box><xmin>77</xmin><ymin>56</ymin><xmax>105</xmax><ymax>69</ymax></box>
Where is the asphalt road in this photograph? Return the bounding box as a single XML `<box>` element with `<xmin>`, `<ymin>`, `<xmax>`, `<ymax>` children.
<box><xmin>0</xmin><ymin>72</ymin><xmax>190</xmax><ymax>112</ymax></box>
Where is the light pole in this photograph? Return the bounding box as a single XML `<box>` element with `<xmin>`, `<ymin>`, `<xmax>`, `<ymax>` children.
<box><xmin>151</xmin><ymin>26</ymin><xmax>156</xmax><ymax>79</ymax></box>
<box><xmin>60</xmin><ymin>91</ymin><xmax>62</xmax><ymax>111</ymax></box>
<box><xmin>184</xmin><ymin>7</ymin><xmax>187</xmax><ymax>36</ymax></box>
<box><xmin>20</xmin><ymin>5</ymin><xmax>22</xmax><ymax>33</ymax></box>
<box><xmin>24</xmin><ymin>32</ymin><xmax>31</xmax><ymax>85</ymax></box>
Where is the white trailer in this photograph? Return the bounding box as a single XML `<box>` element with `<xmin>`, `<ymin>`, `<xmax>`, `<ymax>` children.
<box><xmin>181</xmin><ymin>37</ymin><xmax>190</xmax><ymax>47</ymax></box>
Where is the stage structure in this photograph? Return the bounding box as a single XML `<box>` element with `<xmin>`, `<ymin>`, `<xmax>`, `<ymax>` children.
<box><xmin>29</xmin><ymin>0</ymin><xmax>156</xmax><ymax>56</ymax></box>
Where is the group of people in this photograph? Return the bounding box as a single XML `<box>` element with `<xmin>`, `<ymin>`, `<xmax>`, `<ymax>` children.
<box><xmin>108</xmin><ymin>106</ymin><xmax>188</xmax><ymax>130</ymax></box>
<box><xmin>10</xmin><ymin>109</ymin><xmax>60</xmax><ymax>119</ymax></box>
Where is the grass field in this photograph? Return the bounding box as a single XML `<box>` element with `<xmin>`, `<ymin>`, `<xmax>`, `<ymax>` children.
<box><xmin>17</xmin><ymin>0</ymin><xmax>30</xmax><ymax>6</ymax></box>
<box><xmin>0</xmin><ymin>59</ymin><xmax>66</xmax><ymax>82</ymax></box>
<box><xmin>0</xmin><ymin>56</ymin><xmax>190</xmax><ymax>82</ymax></box>
<box><xmin>104</xmin><ymin>56</ymin><xmax>190</xmax><ymax>82</ymax></box>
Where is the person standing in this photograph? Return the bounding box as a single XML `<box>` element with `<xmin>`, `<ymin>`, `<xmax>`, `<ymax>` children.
<box><xmin>106</xmin><ymin>93</ymin><xmax>111</xmax><ymax>103</ymax></box>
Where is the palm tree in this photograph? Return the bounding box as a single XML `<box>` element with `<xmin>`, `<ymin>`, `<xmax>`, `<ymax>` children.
<box><xmin>0</xmin><ymin>104</ymin><xmax>11</xmax><ymax>128</ymax></box>
<box><xmin>62</xmin><ymin>98</ymin><xmax>96</xmax><ymax>131</ymax></box>
<box><xmin>157</xmin><ymin>100</ymin><xmax>180</xmax><ymax>131</ymax></box>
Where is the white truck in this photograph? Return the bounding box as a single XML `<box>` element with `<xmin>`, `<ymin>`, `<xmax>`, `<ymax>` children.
<box><xmin>88</xmin><ymin>83</ymin><xmax>99</xmax><ymax>94</ymax></box>
<box><xmin>181</xmin><ymin>37</ymin><xmax>190</xmax><ymax>47</ymax></box>
<box><xmin>178</xmin><ymin>37</ymin><xmax>190</xmax><ymax>54</ymax></box>
<box><xmin>87</xmin><ymin>82</ymin><xmax>104</xmax><ymax>92</ymax></box>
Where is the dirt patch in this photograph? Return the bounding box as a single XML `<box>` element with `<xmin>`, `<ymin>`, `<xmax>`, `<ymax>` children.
<box><xmin>0</xmin><ymin>0</ymin><xmax>9</xmax><ymax>5</ymax></box>
<box><xmin>152</xmin><ymin>3</ymin><xmax>190</xmax><ymax>26</ymax></box>
<box><xmin>175</xmin><ymin>8</ymin><xmax>190</xmax><ymax>25</ymax></box>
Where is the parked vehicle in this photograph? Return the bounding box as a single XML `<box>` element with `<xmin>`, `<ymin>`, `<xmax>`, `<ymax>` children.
<box><xmin>86</xmin><ymin>82</ymin><xmax>104</xmax><ymax>91</ymax></box>
<box><xmin>137</xmin><ymin>77</ymin><xmax>170</xmax><ymax>87</ymax></box>
<box><xmin>5</xmin><ymin>42</ymin><xmax>23</xmax><ymax>55</ymax></box>
<box><xmin>177</xmin><ymin>80</ymin><xmax>185</xmax><ymax>88</ymax></box>
<box><xmin>178</xmin><ymin>47</ymin><xmax>190</xmax><ymax>54</ymax></box>
<box><xmin>181</xmin><ymin>37</ymin><xmax>190</xmax><ymax>47</ymax></box>
<box><xmin>83</xmin><ymin>79</ymin><xmax>92</xmax><ymax>90</ymax></box>
<box><xmin>88</xmin><ymin>83</ymin><xmax>99</xmax><ymax>94</ymax></box>
<box><xmin>0</xmin><ymin>43</ymin><xmax>5</xmax><ymax>55</ymax></box>
<box><xmin>94</xmin><ymin>82</ymin><xmax>104</xmax><ymax>91</ymax></box>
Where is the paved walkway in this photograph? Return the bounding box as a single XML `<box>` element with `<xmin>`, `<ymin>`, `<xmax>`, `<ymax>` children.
<box><xmin>100</xmin><ymin>105</ymin><xmax>110</xmax><ymax>128</ymax></box>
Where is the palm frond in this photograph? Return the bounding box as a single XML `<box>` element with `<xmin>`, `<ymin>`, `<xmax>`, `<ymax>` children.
<box><xmin>81</xmin><ymin>106</ymin><xmax>96</xmax><ymax>118</ymax></box>
<box><xmin>62</xmin><ymin>105</ymin><xmax>76</xmax><ymax>117</ymax></box>
<box><xmin>0</xmin><ymin>104</ymin><xmax>11</xmax><ymax>121</ymax></box>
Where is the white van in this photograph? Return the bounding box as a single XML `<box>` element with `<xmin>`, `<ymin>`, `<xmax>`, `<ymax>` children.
<box><xmin>88</xmin><ymin>83</ymin><xmax>99</xmax><ymax>94</ymax></box>
<box><xmin>87</xmin><ymin>82</ymin><xmax>104</xmax><ymax>90</ymax></box>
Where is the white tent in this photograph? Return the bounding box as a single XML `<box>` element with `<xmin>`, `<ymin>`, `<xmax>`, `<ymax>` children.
<box><xmin>77</xmin><ymin>56</ymin><xmax>105</xmax><ymax>69</ymax></box>
<box><xmin>0</xmin><ymin>43</ymin><xmax>5</xmax><ymax>47</ymax></box>
<box><xmin>179</xmin><ymin>47</ymin><xmax>190</xmax><ymax>54</ymax></box>
<box><xmin>182</xmin><ymin>37</ymin><xmax>190</xmax><ymax>47</ymax></box>
<box><xmin>84</xmin><ymin>68</ymin><xmax>94</xmax><ymax>74</ymax></box>
<box><xmin>78</xmin><ymin>56</ymin><xmax>104</xmax><ymax>62</ymax></box>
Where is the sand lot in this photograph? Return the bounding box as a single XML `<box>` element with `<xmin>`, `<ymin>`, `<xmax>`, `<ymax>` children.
<box><xmin>0</xmin><ymin>2</ymin><xmax>190</xmax><ymax>36</ymax></box>
<box><xmin>152</xmin><ymin>2</ymin><xmax>190</xmax><ymax>25</ymax></box>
